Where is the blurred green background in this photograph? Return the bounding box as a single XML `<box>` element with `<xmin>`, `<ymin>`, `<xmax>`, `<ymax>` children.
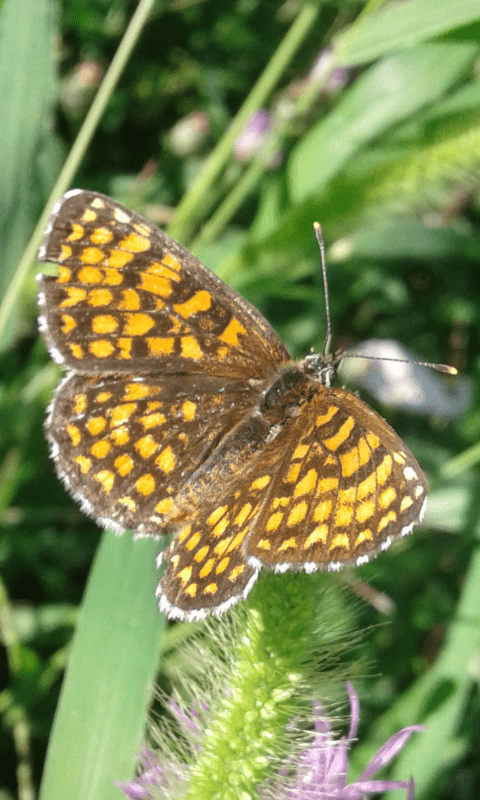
<box><xmin>1</xmin><ymin>0</ymin><xmax>480</xmax><ymax>798</ymax></box>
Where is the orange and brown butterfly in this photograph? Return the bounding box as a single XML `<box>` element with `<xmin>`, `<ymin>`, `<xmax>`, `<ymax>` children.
<box><xmin>37</xmin><ymin>189</ymin><xmax>428</xmax><ymax>621</ymax></box>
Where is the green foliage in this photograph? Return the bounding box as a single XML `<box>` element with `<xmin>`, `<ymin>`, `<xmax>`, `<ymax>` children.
<box><xmin>1</xmin><ymin>0</ymin><xmax>480</xmax><ymax>798</ymax></box>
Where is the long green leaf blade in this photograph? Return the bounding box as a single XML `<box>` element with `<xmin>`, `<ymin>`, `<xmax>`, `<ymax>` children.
<box><xmin>39</xmin><ymin>531</ymin><xmax>165</xmax><ymax>800</ymax></box>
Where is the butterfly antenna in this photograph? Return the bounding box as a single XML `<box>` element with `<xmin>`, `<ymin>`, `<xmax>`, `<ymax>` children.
<box><xmin>313</xmin><ymin>222</ymin><xmax>457</xmax><ymax>377</ymax></box>
<box><xmin>341</xmin><ymin>352</ymin><xmax>457</xmax><ymax>375</ymax></box>
<box><xmin>314</xmin><ymin>223</ymin><xmax>332</xmax><ymax>358</ymax></box>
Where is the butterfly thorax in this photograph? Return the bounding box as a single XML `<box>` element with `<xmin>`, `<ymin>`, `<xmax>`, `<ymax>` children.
<box><xmin>262</xmin><ymin>367</ymin><xmax>314</xmax><ymax>411</ymax></box>
<box><xmin>262</xmin><ymin>351</ymin><xmax>341</xmax><ymax>412</ymax></box>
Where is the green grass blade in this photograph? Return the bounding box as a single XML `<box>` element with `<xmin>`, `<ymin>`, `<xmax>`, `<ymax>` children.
<box><xmin>336</xmin><ymin>0</ymin><xmax>480</xmax><ymax>66</ymax></box>
<box><xmin>288</xmin><ymin>41</ymin><xmax>478</xmax><ymax>204</ymax></box>
<box><xmin>0</xmin><ymin>0</ymin><xmax>157</xmax><ymax>353</ymax></box>
<box><xmin>39</xmin><ymin>531</ymin><xmax>165</xmax><ymax>800</ymax></box>
<box><xmin>169</xmin><ymin>1</ymin><xmax>319</xmax><ymax>243</ymax></box>
<box><xmin>383</xmin><ymin>547</ymin><xmax>480</xmax><ymax>798</ymax></box>
<box><xmin>0</xmin><ymin>0</ymin><xmax>55</xmax><ymax>343</ymax></box>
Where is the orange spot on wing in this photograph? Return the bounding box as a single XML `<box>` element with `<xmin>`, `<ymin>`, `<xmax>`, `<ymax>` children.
<box><xmin>294</xmin><ymin>469</ymin><xmax>317</xmax><ymax>497</ymax></box>
<box><xmin>117</xmin><ymin>338</ymin><xmax>132</xmax><ymax>359</ymax></box>
<box><xmin>90</xmin><ymin>226</ymin><xmax>113</xmax><ymax>245</ymax></box>
<box><xmin>92</xmin><ymin>315</ymin><xmax>118</xmax><ymax>334</ymax></box>
<box><xmin>67</xmin><ymin>222</ymin><xmax>84</xmax><ymax>241</ymax></box>
<box><xmin>218</xmin><ymin>318</ymin><xmax>246</xmax><ymax>346</ymax></box>
<box><xmin>330</xmin><ymin>533</ymin><xmax>350</xmax><ymax>551</ymax></box>
<box><xmin>124</xmin><ymin>313</ymin><xmax>155</xmax><ymax>336</ymax></box>
<box><xmin>75</xmin><ymin>456</ymin><xmax>91</xmax><ymax>474</ymax></box>
<box><xmin>118</xmin><ymin>289</ymin><xmax>141</xmax><ymax>310</ymax></box>
<box><xmin>86</xmin><ymin>416</ymin><xmax>106</xmax><ymax>435</ymax></box>
<box><xmin>109</xmin><ymin>403</ymin><xmax>136</xmax><ymax>426</ymax></box>
<box><xmin>91</xmin><ymin>439</ymin><xmax>111</xmax><ymax>458</ymax></box>
<box><xmin>61</xmin><ymin>314</ymin><xmax>76</xmax><ymax>333</ymax></box>
<box><xmin>119</xmin><ymin>232</ymin><xmax>151</xmax><ymax>252</ymax></box>
<box><xmin>94</xmin><ymin>469</ymin><xmax>115</xmax><ymax>493</ymax></box>
<box><xmin>181</xmin><ymin>336</ymin><xmax>202</xmax><ymax>359</ymax></box>
<box><xmin>60</xmin><ymin>287</ymin><xmax>87</xmax><ymax>307</ymax></box>
<box><xmin>324</xmin><ymin>417</ymin><xmax>355</xmax><ymax>451</ymax></box>
<box><xmin>59</xmin><ymin>244</ymin><xmax>72</xmax><ymax>261</ymax></box>
<box><xmin>123</xmin><ymin>383</ymin><xmax>150</xmax><ymax>401</ymax></box>
<box><xmin>67</xmin><ymin>425</ymin><xmax>81</xmax><ymax>446</ymax></box>
<box><xmin>162</xmin><ymin>253</ymin><xmax>181</xmax><ymax>271</ymax></box>
<box><xmin>147</xmin><ymin>337</ymin><xmax>174</xmax><ymax>355</ymax></box>
<box><xmin>139</xmin><ymin>272</ymin><xmax>172</xmax><ymax>297</ymax></box>
<box><xmin>105</xmin><ymin>250</ymin><xmax>133</xmax><ymax>268</ymax></box>
<box><xmin>316</xmin><ymin>406</ymin><xmax>339</xmax><ymax>426</ymax></box>
<box><xmin>173</xmin><ymin>291</ymin><xmax>212</xmax><ymax>318</ymax></box>
<box><xmin>155</xmin><ymin>498</ymin><xmax>173</xmax><ymax>515</ymax></box>
<box><xmin>80</xmin><ymin>249</ymin><xmax>104</xmax><ymax>265</ymax></box>
<box><xmin>115</xmin><ymin>454</ymin><xmax>134</xmax><ymax>476</ymax></box>
<box><xmin>58</xmin><ymin>266</ymin><xmax>71</xmax><ymax>282</ymax></box>
<box><xmin>156</xmin><ymin>446</ymin><xmax>175</xmax><ymax>473</ymax></box>
<box><xmin>88</xmin><ymin>288</ymin><xmax>113</xmax><ymax>306</ymax></box>
<box><xmin>135</xmin><ymin>473</ymin><xmax>156</xmax><ymax>495</ymax></box>
<box><xmin>135</xmin><ymin>435</ymin><xmax>159</xmax><ymax>459</ymax></box>
<box><xmin>74</xmin><ymin>394</ymin><xmax>87</xmax><ymax>414</ymax></box>
<box><xmin>89</xmin><ymin>340</ymin><xmax>115</xmax><ymax>358</ymax></box>
<box><xmin>181</xmin><ymin>400</ymin><xmax>196</xmax><ymax>420</ymax></box>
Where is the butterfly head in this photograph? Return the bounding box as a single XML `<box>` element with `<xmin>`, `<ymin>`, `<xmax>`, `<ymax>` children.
<box><xmin>303</xmin><ymin>350</ymin><xmax>342</xmax><ymax>388</ymax></box>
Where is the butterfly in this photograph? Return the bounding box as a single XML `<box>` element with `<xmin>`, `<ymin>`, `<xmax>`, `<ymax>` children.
<box><xmin>37</xmin><ymin>190</ymin><xmax>428</xmax><ymax>620</ymax></box>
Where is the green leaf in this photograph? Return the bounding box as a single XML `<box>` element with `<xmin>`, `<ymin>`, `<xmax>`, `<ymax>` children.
<box><xmin>342</xmin><ymin>218</ymin><xmax>480</xmax><ymax>261</ymax></box>
<box><xmin>336</xmin><ymin>0</ymin><xmax>480</xmax><ymax>66</ymax></box>
<box><xmin>39</xmin><ymin>531</ymin><xmax>165</xmax><ymax>800</ymax></box>
<box><xmin>383</xmin><ymin>547</ymin><xmax>480</xmax><ymax>798</ymax></box>
<box><xmin>424</xmin><ymin>75</ymin><xmax>480</xmax><ymax>119</ymax></box>
<box><xmin>288</xmin><ymin>41</ymin><xmax>478</xmax><ymax>204</ymax></box>
<box><xmin>0</xmin><ymin>0</ymin><xmax>56</xmax><ymax>318</ymax></box>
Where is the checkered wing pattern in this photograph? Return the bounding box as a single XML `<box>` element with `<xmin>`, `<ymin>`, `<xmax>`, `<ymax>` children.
<box><xmin>47</xmin><ymin>372</ymin><xmax>266</xmax><ymax>535</ymax></box>
<box><xmin>38</xmin><ymin>190</ymin><xmax>290</xmax><ymax>378</ymax></box>
<box><xmin>37</xmin><ymin>190</ymin><xmax>290</xmax><ymax>536</ymax></box>
<box><xmin>159</xmin><ymin>372</ymin><xmax>427</xmax><ymax>619</ymax></box>
<box><xmin>38</xmin><ymin>190</ymin><xmax>429</xmax><ymax>623</ymax></box>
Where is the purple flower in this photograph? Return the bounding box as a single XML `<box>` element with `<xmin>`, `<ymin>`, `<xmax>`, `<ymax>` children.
<box><xmin>115</xmin><ymin>700</ymin><xmax>198</xmax><ymax>798</ymax></box>
<box><xmin>273</xmin><ymin>682</ymin><xmax>425</xmax><ymax>800</ymax></box>
<box><xmin>307</xmin><ymin>50</ymin><xmax>349</xmax><ymax>94</ymax></box>
<box><xmin>116</xmin><ymin>746</ymin><xmax>172</xmax><ymax>799</ymax></box>
<box><xmin>234</xmin><ymin>110</ymin><xmax>271</xmax><ymax>162</ymax></box>
<box><xmin>117</xmin><ymin>685</ymin><xmax>425</xmax><ymax>800</ymax></box>
<box><xmin>233</xmin><ymin>110</ymin><xmax>283</xmax><ymax>167</ymax></box>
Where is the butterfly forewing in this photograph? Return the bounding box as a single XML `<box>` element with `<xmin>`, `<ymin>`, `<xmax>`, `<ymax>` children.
<box><xmin>37</xmin><ymin>190</ymin><xmax>291</xmax><ymax>379</ymax></box>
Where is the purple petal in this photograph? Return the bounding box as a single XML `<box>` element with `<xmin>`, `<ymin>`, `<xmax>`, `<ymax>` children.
<box><xmin>358</xmin><ymin>726</ymin><xmax>426</xmax><ymax>780</ymax></box>
<box><xmin>233</xmin><ymin>110</ymin><xmax>271</xmax><ymax>160</ymax></box>
<box><xmin>303</xmin><ymin>699</ymin><xmax>334</xmax><ymax>777</ymax></box>
<box><xmin>312</xmin><ymin>698</ymin><xmax>331</xmax><ymax>735</ymax></box>
<box><xmin>406</xmin><ymin>776</ymin><xmax>416</xmax><ymax>800</ymax></box>
<box><xmin>328</xmin><ymin>746</ymin><xmax>347</xmax><ymax>780</ymax></box>
<box><xmin>343</xmin><ymin>778</ymin><xmax>415</xmax><ymax>799</ymax></box>
<box><xmin>346</xmin><ymin>682</ymin><xmax>360</xmax><ymax>741</ymax></box>
<box><xmin>138</xmin><ymin>746</ymin><xmax>157</xmax><ymax>771</ymax></box>
<box><xmin>168</xmin><ymin>699</ymin><xmax>203</xmax><ymax>739</ymax></box>
<box><xmin>115</xmin><ymin>767</ymin><xmax>168</xmax><ymax>800</ymax></box>
<box><xmin>115</xmin><ymin>781</ymin><xmax>150</xmax><ymax>800</ymax></box>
